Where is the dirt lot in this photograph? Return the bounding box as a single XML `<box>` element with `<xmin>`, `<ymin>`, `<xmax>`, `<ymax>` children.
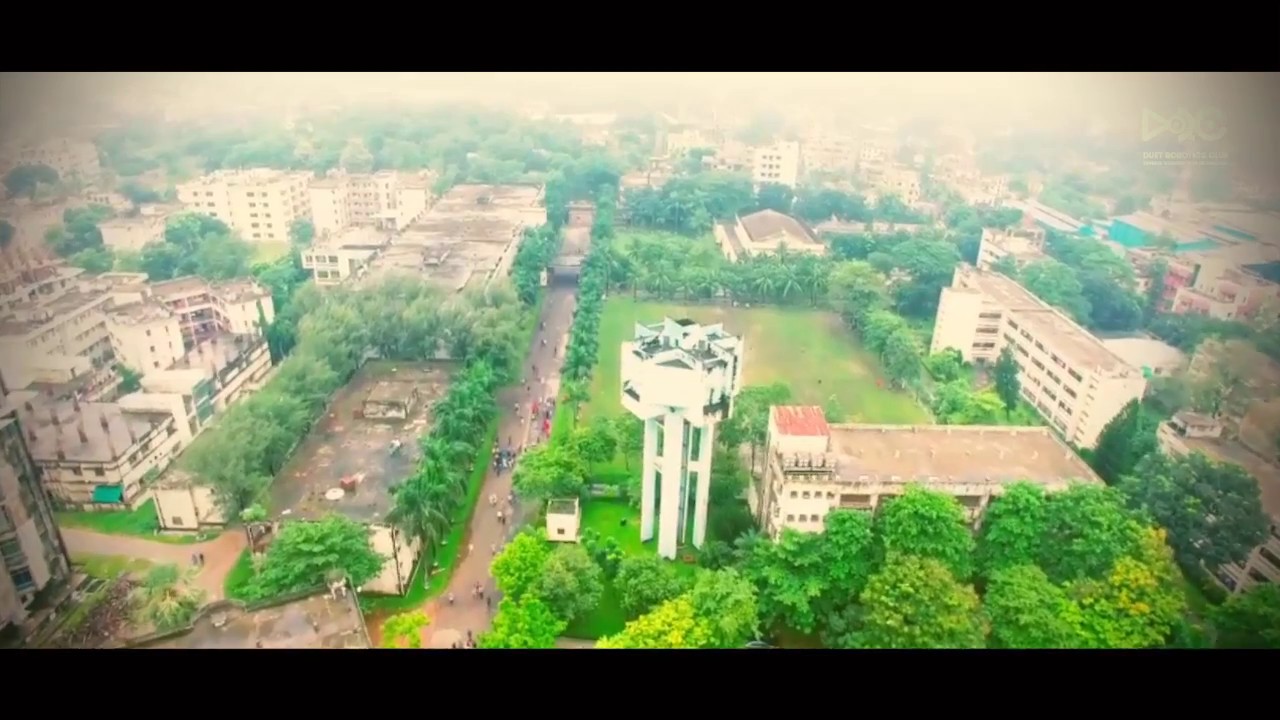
<box><xmin>271</xmin><ymin>361</ymin><xmax>455</xmax><ymax>523</ymax></box>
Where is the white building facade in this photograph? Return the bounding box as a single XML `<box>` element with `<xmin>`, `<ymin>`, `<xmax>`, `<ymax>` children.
<box><xmin>175</xmin><ymin>169</ymin><xmax>312</xmax><ymax>244</ymax></box>
<box><xmin>620</xmin><ymin>318</ymin><xmax>744</xmax><ymax>559</ymax></box>
<box><xmin>308</xmin><ymin>171</ymin><xmax>433</xmax><ymax>237</ymax></box>
<box><xmin>931</xmin><ymin>265</ymin><xmax>1147</xmax><ymax>448</ymax></box>
<box><xmin>752</xmin><ymin>142</ymin><xmax>802</xmax><ymax>188</ymax></box>
<box><xmin>756</xmin><ymin>406</ymin><xmax>1103</xmax><ymax>537</ymax></box>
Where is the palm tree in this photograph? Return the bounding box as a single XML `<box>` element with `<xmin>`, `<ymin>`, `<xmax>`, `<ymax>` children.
<box><xmin>132</xmin><ymin>564</ymin><xmax>206</xmax><ymax>632</ymax></box>
<box><xmin>387</xmin><ymin>473</ymin><xmax>451</xmax><ymax>554</ymax></box>
<box><xmin>562</xmin><ymin>379</ymin><xmax>590</xmax><ymax>428</ymax></box>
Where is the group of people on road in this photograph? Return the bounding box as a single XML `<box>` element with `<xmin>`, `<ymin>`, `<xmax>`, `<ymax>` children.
<box><xmin>492</xmin><ymin>445</ymin><xmax>518</xmax><ymax>475</ymax></box>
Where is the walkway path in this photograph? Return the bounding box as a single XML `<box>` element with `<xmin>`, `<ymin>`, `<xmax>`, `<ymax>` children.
<box><xmin>62</xmin><ymin>528</ymin><xmax>247</xmax><ymax>601</ymax></box>
<box><xmin>420</xmin><ymin>226</ymin><xmax>587</xmax><ymax>649</ymax></box>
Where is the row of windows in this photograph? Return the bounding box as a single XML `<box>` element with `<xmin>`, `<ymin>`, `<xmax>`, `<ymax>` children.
<box><xmin>785</xmin><ymin>513</ymin><xmax>824</xmax><ymax>524</ymax></box>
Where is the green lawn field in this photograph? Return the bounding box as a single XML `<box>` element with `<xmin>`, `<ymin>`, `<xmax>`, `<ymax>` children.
<box><xmin>584</xmin><ymin>298</ymin><xmax>929</xmax><ymax>424</ymax></box>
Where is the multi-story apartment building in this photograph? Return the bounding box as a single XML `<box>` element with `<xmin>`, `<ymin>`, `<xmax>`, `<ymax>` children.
<box><xmin>1157</xmin><ymin>412</ymin><xmax>1280</xmax><ymax>594</ymax></box>
<box><xmin>1</xmin><ymin>410</ymin><xmax>71</xmax><ymax>636</ymax></box>
<box><xmin>99</xmin><ymin>216</ymin><xmax>166</xmax><ymax>252</ymax></box>
<box><xmin>175</xmin><ymin>169</ymin><xmax>311</xmax><ymax>244</ymax></box>
<box><xmin>752</xmin><ymin>142</ymin><xmax>802</xmax><ymax>188</ymax></box>
<box><xmin>931</xmin><ymin>265</ymin><xmax>1148</xmax><ymax>448</ymax></box>
<box><xmin>105</xmin><ymin>300</ymin><xmax>185</xmax><ymax>373</ymax></box>
<box><xmin>148</xmin><ymin>276</ymin><xmax>275</xmax><ymax>348</ymax></box>
<box><xmin>1</xmin><ymin>138</ymin><xmax>101</xmax><ymax>182</ymax></box>
<box><xmin>975</xmin><ymin>228</ymin><xmax>1048</xmax><ymax>271</ymax></box>
<box><xmin>877</xmin><ymin>168</ymin><xmax>922</xmax><ymax>205</ymax></box>
<box><xmin>753</xmin><ymin>406</ymin><xmax>1102</xmax><ymax>537</ymax></box>
<box><xmin>308</xmin><ymin>171</ymin><xmax>433</xmax><ymax>237</ymax></box>
<box><xmin>800</xmin><ymin>132</ymin><xmax>858</xmax><ymax>175</ymax></box>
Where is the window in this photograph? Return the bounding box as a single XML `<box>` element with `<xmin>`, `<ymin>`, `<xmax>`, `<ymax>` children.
<box><xmin>171</xmin><ymin>516</ymin><xmax>185</xmax><ymax>527</ymax></box>
<box><xmin>789</xmin><ymin>490</ymin><xmax>798</xmax><ymax>498</ymax></box>
<box><xmin>802</xmin><ymin>491</ymin><xmax>811</xmax><ymax>499</ymax></box>
<box><xmin>555</xmin><ymin>527</ymin><xmax>565</xmax><ymax>536</ymax></box>
<box><xmin>1259</xmin><ymin>545</ymin><xmax>1280</xmax><ymax>571</ymax></box>
<box><xmin>94</xmin><ymin>468</ymin><xmax>105</xmax><ymax>477</ymax></box>
<box><xmin>786</xmin><ymin>514</ymin><xmax>795</xmax><ymax>522</ymax></box>
<box><xmin>1</xmin><ymin>538</ymin><xmax>23</xmax><ymax>564</ymax></box>
<box><xmin>146</xmin><ymin>329</ymin><xmax>151</xmax><ymax>337</ymax></box>
<box><xmin>9</xmin><ymin>568</ymin><xmax>34</xmax><ymax>592</ymax></box>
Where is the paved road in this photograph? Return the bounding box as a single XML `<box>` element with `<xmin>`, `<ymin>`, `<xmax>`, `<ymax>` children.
<box><xmin>62</xmin><ymin>528</ymin><xmax>247</xmax><ymax>601</ymax></box>
<box><xmin>419</xmin><ymin>226</ymin><xmax>587</xmax><ymax>649</ymax></box>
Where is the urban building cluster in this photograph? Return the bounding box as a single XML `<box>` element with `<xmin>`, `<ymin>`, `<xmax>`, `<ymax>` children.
<box><xmin>0</xmin><ymin>253</ymin><xmax>275</xmax><ymax>510</ymax></box>
<box><xmin>300</xmin><ymin>183</ymin><xmax>545</xmax><ymax>291</ymax></box>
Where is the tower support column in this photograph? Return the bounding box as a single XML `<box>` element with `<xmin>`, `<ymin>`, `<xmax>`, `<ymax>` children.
<box><xmin>640</xmin><ymin>417</ymin><xmax>659</xmax><ymax>542</ymax></box>
<box><xmin>658</xmin><ymin>412</ymin><xmax>685</xmax><ymax>559</ymax></box>
<box><xmin>691</xmin><ymin>421</ymin><xmax>716</xmax><ymax>547</ymax></box>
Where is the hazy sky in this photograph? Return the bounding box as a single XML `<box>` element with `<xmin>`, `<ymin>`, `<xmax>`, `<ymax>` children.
<box><xmin>1</xmin><ymin>72</ymin><xmax>1277</xmax><ymax>160</ymax></box>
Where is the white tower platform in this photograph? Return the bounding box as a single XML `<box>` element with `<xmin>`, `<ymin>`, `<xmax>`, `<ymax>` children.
<box><xmin>620</xmin><ymin>318</ymin><xmax>744</xmax><ymax>559</ymax></box>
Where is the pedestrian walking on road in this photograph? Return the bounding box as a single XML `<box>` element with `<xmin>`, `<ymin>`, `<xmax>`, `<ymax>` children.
<box><xmin>473</xmin><ymin>582</ymin><xmax>481</xmax><ymax>598</ymax></box>
<box><xmin>486</xmin><ymin>595</ymin><xmax>493</xmax><ymax>611</ymax></box>
<box><xmin>497</xmin><ymin>510</ymin><xmax>505</xmax><ymax>524</ymax></box>
<box><xmin>490</xmin><ymin>543</ymin><xmax>497</xmax><ymax>555</ymax></box>
<box><xmin>447</xmin><ymin>592</ymin><xmax>455</xmax><ymax>606</ymax></box>
<box><xmin>488</xmin><ymin>493</ymin><xmax>497</xmax><ymax>507</ymax></box>
<box><xmin>467</xmin><ymin>542</ymin><xmax>474</xmax><ymax>556</ymax></box>
<box><xmin>507</xmin><ymin>492</ymin><xmax>514</xmax><ymax>505</ymax></box>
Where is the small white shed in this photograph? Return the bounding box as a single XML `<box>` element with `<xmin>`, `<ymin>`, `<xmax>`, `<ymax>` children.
<box><xmin>546</xmin><ymin>498</ymin><xmax>581</xmax><ymax>543</ymax></box>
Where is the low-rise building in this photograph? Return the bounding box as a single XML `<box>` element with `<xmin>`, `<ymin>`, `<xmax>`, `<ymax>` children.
<box><xmin>2</xmin><ymin>390</ymin><xmax>182</xmax><ymax>507</ymax></box>
<box><xmin>752</xmin><ymin>142</ymin><xmax>802</xmax><ymax>188</ymax></box>
<box><xmin>975</xmin><ymin>228</ymin><xmax>1047</xmax><ymax>271</ymax></box>
<box><xmin>300</xmin><ymin>227</ymin><xmax>389</xmax><ymax>286</ymax></box>
<box><xmin>547</xmin><ymin>498</ymin><xmax>581</xmax><ymax>543</ymax></box>
<box><xmin>176</xmin><ymin>169</ymin><xmax>312</xmax><ymax>245</ymax></box>
<box><xmin>1157</xmin><ymin>412</ymin><xmax>1280</xmax><ymax>594</ymax></box>
<box><xmin>753</xmin><ymin>406</ymin><xmax>1102</xmax><ymax>537</ymax></box>
<box><xmin>931</xmin><ymin>265</ymin><xmax>1147</xmax><ymax>448</ymax></box>
<box><xmin>133</xmin><ymin>585</ymin><xmax>371</xmax><ymax>649</ymax></box>
<box><xmin>98</xmin><ymin>216</ymin><xmax>166</xmax><ymax>252</ymax></box>
<box><xmin>1</xmin><ymin>411</ymin><xmax>72</xmax><ymax>635</ymax></box>
<box><xmin>715</xmin><ymin>210</ymin><xmax>824</xmax><ymax>262</ymax></box>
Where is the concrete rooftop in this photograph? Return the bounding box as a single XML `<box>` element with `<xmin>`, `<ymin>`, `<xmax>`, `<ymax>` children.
<box><xmin>140</xmin><ymin>591</ymin><xmax>370</xmax><ymax>649</ymax></box>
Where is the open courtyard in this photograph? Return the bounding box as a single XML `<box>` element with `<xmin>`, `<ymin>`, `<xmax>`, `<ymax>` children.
<box><xmin>270</xmin><ymin>361</ymin><xmax>455</xmax><ymax>525</ymax></box>
<box><xmin>584</xmin><ymin>298</ymin><xmax>929</xmax><ymax>424</ymax></box>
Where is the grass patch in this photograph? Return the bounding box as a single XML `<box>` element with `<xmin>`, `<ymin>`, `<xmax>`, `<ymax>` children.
<box><xmin>72</xmin><ymin>554</ymin><xmax>153</xmax><ymax>579</ymax></box>
<box><xmin>563</xmin><ymin>499</ymin><xmax>700</xmax><ymax>640</ymax></box>
<box><xmin>56</xmin><ymin>499</ymin><xmax>201</xmax><ymax>544</ymax></box>
<box><xmin>223</xmin><ymin>549</ymin><xmax>256</xmax><ymax>601</ymax></box>
<box><xmin>586</xmin><ymin>298</ymin><xmax>928</xmax><ymax>424</ymax></box>
<box><xmin>361</xmin><ymin>417</ymin><xmax>500</xmax><ymax>614</ymax></box>
<box><xmin>251</xmin><ymin>242</ymin><xmax>291</xmax><ymax>265</ymax></box>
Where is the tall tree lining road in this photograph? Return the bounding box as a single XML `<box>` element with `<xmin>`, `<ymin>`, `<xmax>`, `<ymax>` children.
<box><xmin>419</xmin><ymin>225</ymin><xmax>588</xmax><ymax>648</ymax></box>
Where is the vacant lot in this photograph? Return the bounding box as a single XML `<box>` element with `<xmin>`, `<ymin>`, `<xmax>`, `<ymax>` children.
<box><xmin>270</xmin><ymin>361</ymin><xmax>455</xmax><ymax>523</ymax></box>
<box><xmin>585</xmin><ymin>298</ymin><xmax>928</xmax><ymax>424</ymax></box>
